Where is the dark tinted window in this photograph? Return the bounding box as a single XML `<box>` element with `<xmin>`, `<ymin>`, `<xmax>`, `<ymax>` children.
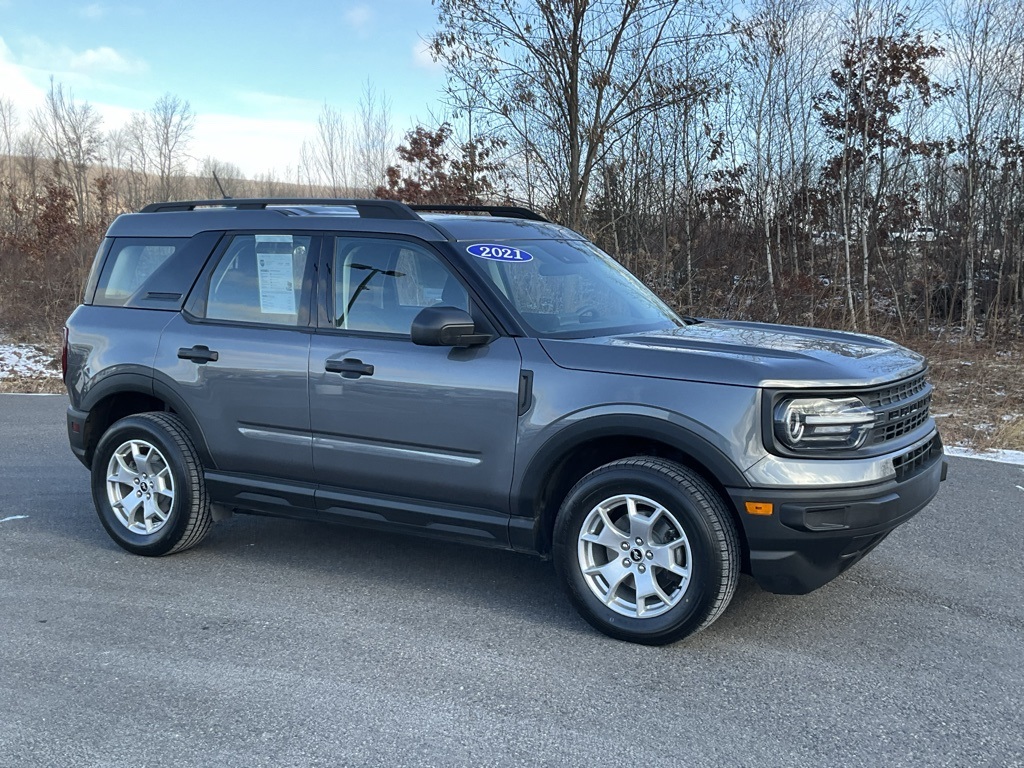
<box><xmin>205</xmin><ymin>234</ymin><xmax>312</xmax><ymax>326</ymax></box>
<box><xmin>332</xmin><ymin>238</ymin><xmax>468</xmax><ymax>335</ymax></box>
<box><xmin>93</xmin><ymin>238</ymin><xmax>187</xmax><ymax>306</ymax></box>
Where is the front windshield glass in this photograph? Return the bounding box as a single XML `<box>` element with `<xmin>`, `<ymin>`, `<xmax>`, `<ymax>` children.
<box><xmin>460</xmin><ymin>239</ymin><xmax>682</xmax><ymax>338</ymax></box>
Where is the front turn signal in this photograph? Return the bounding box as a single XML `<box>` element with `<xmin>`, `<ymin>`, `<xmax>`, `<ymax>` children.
<box><xmin>745</xmin><ymin>501</ymin><xmax>774</xmax><ymax>516</ymax></box>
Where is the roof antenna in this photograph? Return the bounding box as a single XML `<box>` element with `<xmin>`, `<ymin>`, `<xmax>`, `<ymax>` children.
<box><xmin>212</xmin><ymin>170</ymin><xmax>232</xmax><ymax>199</ymax></box>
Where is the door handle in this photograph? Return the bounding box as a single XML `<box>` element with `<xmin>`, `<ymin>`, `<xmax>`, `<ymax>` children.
<box><xmin>177</xmin><ymin>345</ymin><xmax>219</xmax><ymax>364</ymax></box>
<box><xmin>325</xmin><ymin>357</ymin><xmax>374</xmax><ymax>379</ymax></box>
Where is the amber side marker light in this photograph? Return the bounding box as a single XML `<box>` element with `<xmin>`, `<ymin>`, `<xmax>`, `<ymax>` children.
<box><xmin>745</xmin><ymin>502</ymin><xmax>774</xmax><ymax>516</ymax></box>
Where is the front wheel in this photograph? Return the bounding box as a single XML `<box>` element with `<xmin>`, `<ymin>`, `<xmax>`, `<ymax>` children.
<box><xmin>553</xmin><ymin>457</ymin><xmax>740</xmax><ymax>645</ymax></box>
<box><xmin>91</xmin><ymin>412</ymin><xmax>213</xmax><ymax>556</ymax></box>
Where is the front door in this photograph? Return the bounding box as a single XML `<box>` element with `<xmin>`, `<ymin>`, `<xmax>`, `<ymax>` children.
<box><xmin>308</xmin><ymin>235</ymin><xmax>521</xmax><ymax>544</ymax></box>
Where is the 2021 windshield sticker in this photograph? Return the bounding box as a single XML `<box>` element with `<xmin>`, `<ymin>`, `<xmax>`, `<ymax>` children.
<box><xmin>467</xmin><ymin>243</ymin><xmax>534</xmax><ymax>263</ymax></box>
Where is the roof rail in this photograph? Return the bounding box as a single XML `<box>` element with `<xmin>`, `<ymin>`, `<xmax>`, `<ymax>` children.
<box><xmin>139</xmin><ymin>199</ymin><xmax>421</xmax><ymax>220</ymax></box>
<box><xmin>409</xmin><ymin>204</ymin><xmax>549</xmax><ymax>222</ymax></box>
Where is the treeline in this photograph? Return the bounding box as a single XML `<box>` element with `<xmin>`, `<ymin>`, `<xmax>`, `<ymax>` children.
<box><xmin>2</xmin><ymin>0</ymin><xmax>1024</xmax><ymax>341</ymax></box>
<box><xmin>428</xmin><ymin>0</ymin><xmax>1024</xmax><ymax>339</ymax></box>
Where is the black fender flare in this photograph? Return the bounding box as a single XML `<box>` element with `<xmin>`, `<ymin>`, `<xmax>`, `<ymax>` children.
<box><xmin>80</xmin><ymin>369</ymin><xmax>215</xmax><ymax>470</ymax></box>
<box><xmin>74</xmin><ymin>370</ymin><xmax>153</xmax><ymax>467</ymax></box>
<box><xmin>80</xmin><ymin>369</ymin><xmax>154</xmax><ymax>412</ymax></box>
<box><xmin>513</xmin><ymin>413</ymin><xmax>750</xmax><ymax>522</ymax></box>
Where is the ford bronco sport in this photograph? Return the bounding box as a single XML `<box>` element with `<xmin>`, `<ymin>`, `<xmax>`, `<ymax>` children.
<box><xmin>64</xmin><ymin>199</ymin><xmax>946</xmax><ymax>645</ymax></box>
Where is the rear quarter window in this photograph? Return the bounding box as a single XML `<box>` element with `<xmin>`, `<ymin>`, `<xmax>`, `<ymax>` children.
<box><xmin>93</xmin><ymin>238</ymin><xmax>188</xmax><ymax>307</ymax></box>
<box><xmin>203</xmin><ymin>233</ymin><xmax>314</xmax><ymax>327</ymax></box>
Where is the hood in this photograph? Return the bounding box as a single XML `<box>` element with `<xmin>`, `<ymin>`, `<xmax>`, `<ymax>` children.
<box><xmin>539</xmin><ymin>320</ymin><xmax>926</xmax><ymax>389</ymax></box>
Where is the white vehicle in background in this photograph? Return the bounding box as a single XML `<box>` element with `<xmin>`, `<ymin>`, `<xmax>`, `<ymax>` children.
<box><xmin>812</xmin><ymin>230</ymin><xmax>841</xmax><ymax>246</ymax></box>
<box><xmin>895</xmin><ymin>226</ymin><xmax>937</xmax><ymax>243</ymax></box>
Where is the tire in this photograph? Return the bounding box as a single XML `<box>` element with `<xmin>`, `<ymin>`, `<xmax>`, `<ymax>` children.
<box><xmin>553</xmin><ymin>457</ymin><xmax>740</xmax><ymax>645</ymax></box>
<box><xmin>90</xmin><ymin>412</ymin><xmax>213</xmax><ymax>556</ymax></box>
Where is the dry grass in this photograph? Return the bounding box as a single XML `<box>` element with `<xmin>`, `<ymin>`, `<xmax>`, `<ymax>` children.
<box><xmin>2</xmin><ymin>329</ymin><xmax>1021</xmax><ymax>450</ymax></box>
<box><xmin>0</xmin><ymin>373</ymin><xmax>65</xmax><ymax>394</ymax></box>
<box><xmin>911</xmin><ymin>338</ymin><xmax>1024</xmax><ymax>451</ymax></box>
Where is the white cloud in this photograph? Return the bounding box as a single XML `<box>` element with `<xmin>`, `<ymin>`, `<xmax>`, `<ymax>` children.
<box><xmin>20</xmin><ymin>37</ymin><xmax>148</xmax><ymax>76</ymax></box>
<box><xmin>1</xmin><ymin>34</ymin><xmax>316</xmax><ymax>178</ymax></box>
<box><xmin>91</xmin><ymin>100</ymin><xmax>136</xmax><ymax>130</ymax></box>
<box><xmin>190</xmin><ymin>112</ymin><xmax>312</xmax><ymax>178</ymax></box>
<box><xmin>0</xmin><ymin>37</ymin><xmax>146</xmax><ymax>139</ymax></box>
<box><xmin>0</xmin><ymin>37</ymin><xmax>46</xmax><ymax>112</ymax></box>
<box><xmin>412</xmin><ymin>39</ymin><xmax>440</xmax><ymax>71</ymax></box>
<box><xmin>343</xmin><ymin>4</ymin><xmax>373</xmax><ymax>30</ymax></box>
<box><xmin>70</xmin><ymin>46</ymin><xmax>141</xmax><ymax>74</ymax></box>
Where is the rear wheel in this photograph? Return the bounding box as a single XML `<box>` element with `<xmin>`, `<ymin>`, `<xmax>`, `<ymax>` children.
<box><xmin>91</xmin><ymin>412</ymin><xmax>212</xmax><ymax>556</ymax></box>
<box><xmin>553</xmin><ymin>457</ymin><xmax>739</xmax><ymax>645</ymax></box>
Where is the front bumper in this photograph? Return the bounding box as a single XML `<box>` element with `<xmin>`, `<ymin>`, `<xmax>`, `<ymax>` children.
<box><xmin>727</xmin><ymin>434</ymin><xmax>946</xmax><ymax>595</ymax></box>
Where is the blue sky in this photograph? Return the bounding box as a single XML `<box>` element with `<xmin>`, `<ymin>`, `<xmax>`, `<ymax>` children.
<box><xmin>0</xmin><ymin>0</ymin><xmax>448</xmax><ymax>177</ymax></box>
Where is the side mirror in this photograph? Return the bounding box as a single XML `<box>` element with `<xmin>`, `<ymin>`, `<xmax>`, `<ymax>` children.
<box><xmin>411</xmin><ymin>306</ymin><xmax>492</xmax><ymax>347</ymax></box>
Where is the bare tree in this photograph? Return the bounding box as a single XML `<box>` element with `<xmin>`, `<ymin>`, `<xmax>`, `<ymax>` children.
<box><xmin>149</xmin><ymin>93</ymin><xmax>195</xmax><ymax>201</ymax></box>
<box><xmin>100</xmin><ymin>127</ymin><xmax>129</xmax><ymax>211</ymax></box>
<box><xmin>816</xmin><ymin>1</ymin><xmax>945</xmax><ymax>329</ymax></box>
<box><xmin>431</xmin><ymin>0</ymin><xmax>733</xmax><ymax>229</ymax></box>
<box><xmin>0</xmin><ymin>97</ymin><xmax>17</xmax><ymax>188</ymax></box>
<box><xmin>302</xmin><ymin>103</ymin><xmax>351</xmax><ymax>195</ymax></box>
<box><xmin>355</xmin><ymin>80</ymin><xmax>393</xmax><ymax>194</ymax></box>
<box><xmin>120</xmin><ymin>111</ymin><xmax>152</xmax><ymax>209</ymax></box>
<box><xmin>31</xmin><ymin>79</ymin><xmax>104</xmax><ymax>226</ymax></box>
<box><xmin>197</xmin><ymin>156</ymin><xmax>244</xmax><ymax>199</ymax></box>
<box><xmin>941</xmin><ymin>0</ymin><xmax>1024</xmax><ymax>334</ymax></box>
<box><xmin>16</xmin><ymin>130</ymin><xmax>46</xmax><ymax>214</ymax></box>
<box><xmin>0</xmin><ymin>98</ymin><xmax>20</xmax><ymax>234</ymax></box>
<box><xmin>736</xmin><ymin>2</ymin><xmax>791</xmax><ymax>317</ymax></box>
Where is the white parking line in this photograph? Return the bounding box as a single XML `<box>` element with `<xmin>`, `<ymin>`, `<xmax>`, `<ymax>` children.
<box><xmin>0</xmin><ymin>515</ymin><xmax>30</xmax><ymax>524</ymax></box>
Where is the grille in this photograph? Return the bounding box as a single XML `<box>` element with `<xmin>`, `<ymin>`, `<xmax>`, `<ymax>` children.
<box><xmin>870</xmin><ymin>393</ymin><xmax>932</xmax><ymax>443</ymax></box>
<box><xmin>862</xmin><ymin>372</ymin><xmax>932</xmax><ymax>446</ymax></box>
<box><xmin>862</xmin><ymin>372</ymin><xmax>929</xmax><ymax>408</ymax></box>
<box><xmin>893</xmin><ymin>436</ymin><xmax>942</xmax><ymax>481</ymax></box>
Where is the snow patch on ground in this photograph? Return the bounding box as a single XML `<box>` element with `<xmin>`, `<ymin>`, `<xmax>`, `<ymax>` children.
<box><xmin>0</xmin><ymin>342</ymin><xmax>60</xmax><ymax>379</ymax></box>
<box><xmin>945</xmin><ymin>446</ymin><xmax>1024</xmax><ymax>466</ymax></box>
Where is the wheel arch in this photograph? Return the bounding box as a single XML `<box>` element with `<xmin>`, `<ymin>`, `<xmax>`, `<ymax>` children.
<box><xmin>79</xmin><ymin>373</ymin><xmax>214</xmax><ymax>470</ymax></box>
<box><xmin>512</xmin><ymin>415</ymin><xmax>750</xmax><ymax>560</ymax></box>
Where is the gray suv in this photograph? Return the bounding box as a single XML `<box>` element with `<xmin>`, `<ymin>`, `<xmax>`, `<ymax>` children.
<box><xmin>63</xmin><ymin>199</ymin><xmax>946</xmax><ymax>644</ymax></box>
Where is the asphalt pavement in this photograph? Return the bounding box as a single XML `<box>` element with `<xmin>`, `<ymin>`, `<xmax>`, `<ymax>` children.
<box><xmin>1</xmin><ymin>394</ymin><xmax>1022</xmax><ymax>767</ymax></box>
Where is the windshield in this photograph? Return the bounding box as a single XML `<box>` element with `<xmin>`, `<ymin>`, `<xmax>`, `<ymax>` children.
<box><xmin>460</xmin><ymin>239</ymin><xmax>683</xmax><ymax>338</ymax></box>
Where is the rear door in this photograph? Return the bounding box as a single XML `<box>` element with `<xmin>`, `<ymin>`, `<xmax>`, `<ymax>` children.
<box><xmin>307</xmin><ymin>234</ymin><xmax>522</xmax><ymax>544</ymax></box>
<box><xmin>155</xmin><ymin>232</ymin><xmax>319</xmax><ymax>495</ymax></box>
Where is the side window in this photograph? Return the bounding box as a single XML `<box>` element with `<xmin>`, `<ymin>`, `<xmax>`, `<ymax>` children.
<box><xmin>333</xmin><ymin>238</ymin><xmax>468</xmax><ymax>334</ymax></box>
<box><xmin>93</xmin><ymin>238</ymin><xmax>187</xmax><ymax>306</ymax></box>
<box><xmin>204</xmin><ymin>234</ymin><xmax>312</xmax><ymax>326</ymax></box>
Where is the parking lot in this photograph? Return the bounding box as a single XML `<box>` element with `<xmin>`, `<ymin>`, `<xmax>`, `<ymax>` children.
<box><xmin>1</xmin><ymin>394</ymin><xmax>1022</xmax><ymax>767</ymax></box>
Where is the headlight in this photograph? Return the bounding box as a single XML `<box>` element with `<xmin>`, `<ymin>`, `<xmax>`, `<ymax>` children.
<box><xmin>773</xmin><ymin>397</ymin><xmax>876</xmax><ymax>451</ymax></box>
